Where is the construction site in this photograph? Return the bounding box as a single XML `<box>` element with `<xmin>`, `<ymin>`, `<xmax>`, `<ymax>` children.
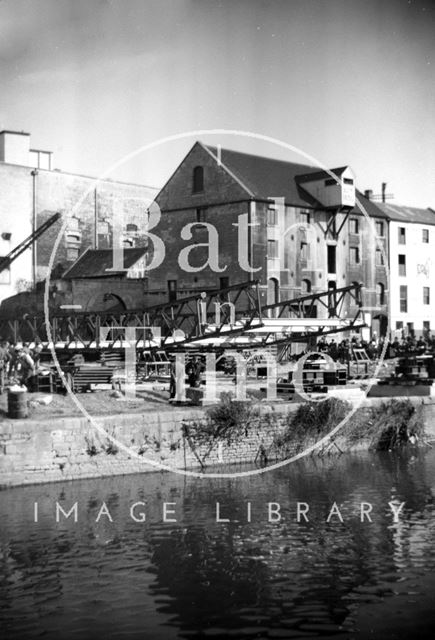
<box><xmin>1</xmin><ymin>195</ymin><xmax>434</xmax><ymax>422</ymax></box>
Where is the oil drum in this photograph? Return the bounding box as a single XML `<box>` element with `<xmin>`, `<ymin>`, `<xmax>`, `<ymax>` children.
<box><xmin>7</xmin><ymin>388</ymin><xmax>28</xmax><ymax>419</ymax></box>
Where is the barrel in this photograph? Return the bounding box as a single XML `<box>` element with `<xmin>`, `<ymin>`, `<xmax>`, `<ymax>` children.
<box><xmin>7</xmin><ymin>388</ymin><xmax>28</xmax><ymax>419</ymax></box>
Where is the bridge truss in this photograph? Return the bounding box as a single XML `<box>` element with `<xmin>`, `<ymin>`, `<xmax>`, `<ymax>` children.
<box><xmin>0</xmin><ymin>280</ymin><xmax>365</xmax><ymax>352</ymax></box>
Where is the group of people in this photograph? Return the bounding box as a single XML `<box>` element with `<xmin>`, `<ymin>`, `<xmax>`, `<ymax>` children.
<box><xmin>317</xmin><ymin>332</ymin><xmax>435</xmax><ymax>364</ymax></box>
<box><xmin>316</xmin><ymin>336</ymin><xmax>385</xmax><ymax>363</ymax></box>
<box><xmin>389</xmin><ymin>334</ymin><xmax>435</xmax><ymax>356</ymax></box>
<box><xmin>0</xmin><ymin>340</ymin><xmax>43</xmax><ymax>393</ymax></box>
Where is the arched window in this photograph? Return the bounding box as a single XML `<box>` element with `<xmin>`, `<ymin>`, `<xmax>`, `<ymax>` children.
<box><xmin>376</xmin><ymin>282</ymin><xmax>385</xmax><ymax>306</ymax></box>
<box><xmin>192</xmin><ymin>166</ymin><xmax>204</xmax><ymax>193</ymax></box>
<box><xmin>301</xmin><ymin>279</ymin><xmax>311</xmax><ymax>294</ymax></box>
<box><xmin>66</xmin><ymin>233</ymin><xmax>81</xmax><ymax>243</ymax></box>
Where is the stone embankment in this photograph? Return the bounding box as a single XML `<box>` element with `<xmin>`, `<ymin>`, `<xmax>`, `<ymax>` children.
<box><xmin>1</xmin><ymin>398</ymin><xmax>435</xmax><ymax>488</ymax></box>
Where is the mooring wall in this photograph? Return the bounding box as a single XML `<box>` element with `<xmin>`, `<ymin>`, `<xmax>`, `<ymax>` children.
<box><xmin>0</xmin><ymin>404</ymin><xmax>294</xmax><ymax>487</ymax></box>
<box><xmin>1</xmin><ymin>399</ymin><xmax>435</xmax><ymax>488</ymax></box>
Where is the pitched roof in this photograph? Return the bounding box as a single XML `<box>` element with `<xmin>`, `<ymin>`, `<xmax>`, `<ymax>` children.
<box><xmin>295</xmin><ymin>166</ymin><xmax>349</xmax><ymax>183</ymax></box>
<box><xmin>376</xmin><ymin>202</ymin><xmax>435</xmax><ymax>226</ymax></box>
<box><xmin>205</xmin><ymin>145</ymin><xmax>387</xmax><ymax>218</ymax></box>
<box><xmin>63</xmin><ymin>248</ymin><xmax>147</xmax><ymax>279</ymax></box>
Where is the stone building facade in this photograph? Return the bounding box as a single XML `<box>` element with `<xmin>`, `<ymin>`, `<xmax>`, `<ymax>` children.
<box><xmin>151</xmin><ymin>142</ymin><xmax>390</xmax><ymax>336</ymax></box>
<box><xmin>0</xmin><ymin>130</ymin><xmax>156</xmax><ymax>305</ymax></box>
<box><xmin>377</xmin><ymin>203</ymin><xmax>435</xmax><ymax>337</ymax></box>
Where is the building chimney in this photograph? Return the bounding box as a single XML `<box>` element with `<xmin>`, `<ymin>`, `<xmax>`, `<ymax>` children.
<box><xmin>381</xmin><ymin>182</ymin><xmax>387</xmax><ymax>203</ymax></box>
<box><xmin>364</xmin><ymin>189</ymin><xmax>373</xmax><ymax>200</ymax></box>
<box><xmin>0</xmin><ymin>129</ymin><xmax>53</xmax><ymax>169</ymax></box>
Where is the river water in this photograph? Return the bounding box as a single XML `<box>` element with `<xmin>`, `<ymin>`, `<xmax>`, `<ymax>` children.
<box><xmin>1</xmin><ymin>448</ymin><xmax>435</xmax><ymax>639</ymax></box>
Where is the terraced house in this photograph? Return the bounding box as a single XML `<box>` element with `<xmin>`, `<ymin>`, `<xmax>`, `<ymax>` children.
<box><xmin>376</xmin><ymin>202</ymin><xmax>435</xmax><ymax>338</ymax></box>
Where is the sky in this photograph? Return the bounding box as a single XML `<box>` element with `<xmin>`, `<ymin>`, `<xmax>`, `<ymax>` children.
<box><xmin>1</xmin><ymin>0</ymin><xmax>434</xmax><ymax>207</ymax></box>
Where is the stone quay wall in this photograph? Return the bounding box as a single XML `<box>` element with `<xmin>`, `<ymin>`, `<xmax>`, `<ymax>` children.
<box><xmin>0</xmin><ymin>404</ymin><xmax>295</xmax><ymax>488</ymax></box>
<box><xmin>1</xmin><ymin>399</ymin><xmax>435</xmax><ymax>488</ymax></box>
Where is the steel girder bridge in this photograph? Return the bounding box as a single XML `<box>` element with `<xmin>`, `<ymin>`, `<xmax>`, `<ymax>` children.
<box><xmin>0</xmin><ymin>280</ymin><xmax>364</xmax><ymax>352</ymax></box>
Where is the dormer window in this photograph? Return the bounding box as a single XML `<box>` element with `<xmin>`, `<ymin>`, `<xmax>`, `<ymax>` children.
<box><xmin>192</xmin><ymin>166</ymin><xmax>204</xmax><ymax>193</ymax></box>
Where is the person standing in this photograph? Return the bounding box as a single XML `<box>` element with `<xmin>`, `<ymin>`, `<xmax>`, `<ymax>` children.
<box><xmin>0</xmin><ymin>340</ymin><xmax>11</xmax><ymax>394</ymax></box>
<box><xmin>15</xmin><ymin>348</ymin><xmax>36</xmax><ymax>389</ymax></box>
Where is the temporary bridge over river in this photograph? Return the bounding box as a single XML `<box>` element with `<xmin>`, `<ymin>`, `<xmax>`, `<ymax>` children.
<box><xmin>0</xmin><ymin>281</ymin><xmax>365</xmax><ymax>359</ymax></box>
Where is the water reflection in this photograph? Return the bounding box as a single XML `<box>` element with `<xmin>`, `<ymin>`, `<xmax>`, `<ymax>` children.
<box><xmin>1</xmin><ymin>449</ymin><xmax>435</xmax><ymax>639</ymax></box>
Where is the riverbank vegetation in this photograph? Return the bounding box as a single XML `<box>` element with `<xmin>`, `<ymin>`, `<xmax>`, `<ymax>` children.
<box><xmin>271</xmin><ymin>397</ymin><xmax>351</xmax><ymax>457</ymax></box>
<box><xmin>271</xmin><ymin>397</ymin><xmax>427</xmax><ymax>459</ymax></box>
<box><xmin>344</xmin><ymin>399</ymin><xmax>425</xmax><ymax>451</ymax></box>
<box><xmin>184</xmin><ymin>395</ymin><xmax>428</xmax><ymax>470</ymax></box>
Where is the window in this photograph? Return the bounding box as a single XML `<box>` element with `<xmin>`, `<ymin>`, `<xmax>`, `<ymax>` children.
<box><xmin>423</xmin><ymin>321</ymin><xmax>431</xmax><ymax>334</ymax></box>
<box><xmin>422</xmin><ymin>228</ymin><xmax>429</xmax><ymax>243</ymax></box>
<box><xmin>423</xmin><ymin>286</ymin><xmax>430</xmax><ymax>305</ymax></box>
<box><xmin>219</xmin><ymin>277</ymin><xmax>229</xmax><ymax>290</ymax></box>
<box><xmin>349</xmin><ymin>247</ymin><xmax>360</xmax><ymax>265</ymax></box>
<box><xmin>66</xmin><ymin>247</ymin><xmax>79</xmax><ymax>261</ymax></box>
<box><xmin>375</xmin><ymin>249</ymin><xmax>384</xmax><ymax>266</ymax></box>
<box><xmin>349</xmin><ymin>218</ymin><xmax>359</xmax><ymax>234</ymax></box>
<box><xmin>300</xmin><ymin>210</ymin><xmax>311</xmax><ymax>225</ymax></box>
<box><xmin>267</xmin><ymin>207</ymin><xmax>278</xmax><ymax>226</ymax></box>
<box><xmin>327</xmin><ymin>245</ymin><xmax>337</xmax><ymax>272</ymax></box>
<box><xmin>301</xmin><ymin>279</ymin><xmax>311</xmax><ymax>294</ymax></box>
<box><xmin>400</xmin><ymin>285</ymin><xmax>408</xmax><ymax>313</ymax></box>
<box><xmin>66</xmin><ymin>233</ymin><xmax>80</xmax><ymax>243</ymax></box>
<box><xmin>98</xmin><ymin>220</ymin><xmax>110</xmax><ymax>234</ymax></box>
<box><xmin>398</xmin><ymin>227</ymin><xmax>406</xmax><ymax>244</ymax></box>
<box><xmin>268</xmin><ymin>239</ymin><xmax>278</xmax><ymax>258</ymax></box>
<box><xmin>344</xmin><ymin>178</ymin><xmax>354</xmax><ymax>185</ymax></box>
<box><xmin>168</xmin><ymin>280</ymin><xmax>177</xmax><ymax>302</ymax></box>
<box><xmin>398</xmin><ymin>254</ymin><xmax>406</xmax><ymax>276</ymax></box>
<box><xmin>396</xmin><ymin>321</ymin><xmax>403</xmax><ymax>331</ymax></box>
<box><xmin>126</xmin><ymin>223</ymin><xmax>138</xmax><ymax>234</ymax></box>
<box><xmin>407</xmin><ymin>322</ymin><xmax>414</xmax><ymax>337</ymax></box>
<box><xmin>327</xmin><ymin>214</ymin><xmax>336</xmax><ymax>236</ymax></box>
<box><xmin>328</xmin><ymin>281</ymin><xmax>337</xmax><ymax>315</ymax></box>
<box><xmin>192</xmin><ymin>166</ymin><xmax>204</xmax><ymax>193</ymax></box>
<box><xmin>65</xmin><ymin>231</ymin><xmax>81</xmax><ymax>262</ymax></box>
<box><xmin>68</xmin><ymin>216</ymin><xmax>80</xmax><ymax>230</ymax></box>
<box><xmin>375</xmin><ymin>221</ymin><xmax>384</xmax><ymax>237</ymax></box>
<box><xmin>300</xmin><ymin>241</ymin><xmax>308</xmax><ymax>261</ymax></box>
<box><xmin>376</xmin><ymin>283</ymin><xmax>385</xmax><ymax>306</ymax></box>
<box><xmin>284</xmin><ymin>249</ymin><xmax>290</xmax><ymax>270</ymax></box>
<box><xmin>196</xmin><ymin>208</ymin><xmax>207</xmax><ymax>225</ymax></box>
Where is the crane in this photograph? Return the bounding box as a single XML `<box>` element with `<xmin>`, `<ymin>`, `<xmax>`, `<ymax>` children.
<box><xmin>0</xmin><ymin>211</ymin><xmax>62</xmax><ymax>273</ymax></box>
